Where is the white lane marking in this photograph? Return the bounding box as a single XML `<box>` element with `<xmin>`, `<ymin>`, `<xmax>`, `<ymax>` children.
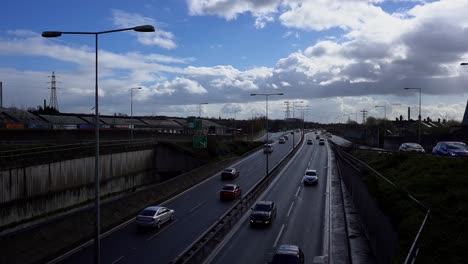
<box><xmin>188</xmin><ymin>200</ymin><xmax>207</xmax><ymax>214</ymax></box>
<box><xmin>111</xmin><ymin>256</ymin><xmax>125</xmax><ymax>264</ymax></box>
<box><xmin>48</xmin><ymin>141</ymin><xmax>272</xmax><ymax>263</ymax></box>
<box><xmin>286</xmin><ymin>201</ymin><xmax>295</xmax><ymax>218</ymax></box>
<box><xmin>146</xmin><ymin>219</ymin><xmax>179</xmax><ymax>241</ymax></box>
<box><xmin>203</xmin><ymin>135</ymin><xmax>308</xmax><ymax>264</ymax></box>
<box><xmin>295</xmin><ymin>186</ymin><xmax>301</xmax><ymax>197</ymax></box>
<box><xmin>273</xmin><ymin>224</ymin><xmax>286</xmax><ymax>248</ymax></box>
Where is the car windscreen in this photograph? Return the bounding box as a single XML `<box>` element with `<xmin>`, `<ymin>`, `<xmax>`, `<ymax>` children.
<box><xmin>140</xmin><ymin>209</ymin><xmax>156</xmax><ymax>216</ymax></box>
<box><xmin>407</xmin><ymin>143</ymin><xmax>421</xmax><ymax>148</ymax></box>
<box><xmin>254</xmin><ymin>203</ymin><xmax>271</xmax><ymax>211</ymax></box>
<box><xmin>223</xmin><ymin>169</ymin><xmax>233</xmax><ymax>173</ymax></box>
<box><xmin>447</xmin><ymin>143</ymin><xmax>467</xmax><ymax>150</ymax></box>
<box><xmin>223</xmin><ymin>186</ymin><xmax>235</xmax><ymax>191</ymax></box>
<box><xmin>305</xmin><ymin>171</ymin><xmax>316</xmax><ymax>176</ymax></box>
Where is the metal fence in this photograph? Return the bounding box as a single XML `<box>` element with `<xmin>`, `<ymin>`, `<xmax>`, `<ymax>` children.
<box><xmin>330</xmin><ymin>141</ymin><xmax>430</xmax><ymax>264</ymax></box>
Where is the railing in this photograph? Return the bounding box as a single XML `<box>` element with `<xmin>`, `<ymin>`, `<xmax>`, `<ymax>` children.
<box><xmin>170</xmin><ymin>133</ymin><xmax>304</xmax><ymax>264</ymax></box>
<box><xmin>330</xmin><ymin>141</ymin><xmax>431</xmax><ymax>264</ymax></box>
<box><xmin>0</xmin><ymin>139</ymin><xmax>159</xmax><ymax>169</ymax></box>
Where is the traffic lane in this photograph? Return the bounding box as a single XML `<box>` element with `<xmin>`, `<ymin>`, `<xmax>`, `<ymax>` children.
<box><xmin>61</xmin><ymin>134</ymin><xmax>296</xmax><ymax>263</ymax></box>
<box><xmin>211</xmin><ymin>135</ymin><xmax>318</xmax><ymax>264</ymax></box>
<box><xmin>123</xmin><ymin>136</ymin><xmax>298</xmax><ymax>264</ymax></box>
<box><xmin>279</xmin><ymin>142</ymin><xmax>328</xmax><ymax>262</ymax></box>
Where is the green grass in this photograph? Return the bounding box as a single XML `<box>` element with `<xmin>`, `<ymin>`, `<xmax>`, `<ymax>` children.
<box><xmin>351</xmin><ymin>150</ymin><xmax>468</xmax><ymax>263</ymax></box>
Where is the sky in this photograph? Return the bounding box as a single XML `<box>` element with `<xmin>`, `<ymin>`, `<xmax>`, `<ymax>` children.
<box><xmin>1</xmin><ymin>0</ymin><xmax>468</xmax><ymax>123</ymax></box>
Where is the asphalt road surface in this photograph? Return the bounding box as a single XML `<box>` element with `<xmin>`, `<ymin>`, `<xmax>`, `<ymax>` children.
<box><xmin>209</xmin><ymin>133</ymin><xmax>328</xmax><ymax>264</ymax></box>
<box><xmin>59</xmin><ymin>132</ymin><xmax>300</xmax><ymax>264</ymax></box>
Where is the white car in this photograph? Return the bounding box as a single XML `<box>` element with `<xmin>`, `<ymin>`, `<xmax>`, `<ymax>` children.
<box><xmin>263</xmin><ymin>144</ymin><xmax>274</xmax><ymax>153</ymax></box>
<box><xmin>136</xmin><ymin>206</ymin><xmax>174</xmax><ymax>228</ymax></box>
<box><xmin>303</xmin><ymin>169</ymin><xmax>318</xmax><ymax>185</ymax></box>
<box><xmin>279</xmin><ymin>138</ymin><xmax>286</xmax><ymax>144</ymax></box>
<box><xmin>399</xmin><ymin>143</ymin><xmax>425</xmax><ymax>153</ymax></box>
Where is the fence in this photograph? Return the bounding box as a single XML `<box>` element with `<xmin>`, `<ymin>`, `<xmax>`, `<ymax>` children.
<box><xmin>330</xmin><ymin>141</ymin><xmax>430</xmax><ymax>264</ymax></box>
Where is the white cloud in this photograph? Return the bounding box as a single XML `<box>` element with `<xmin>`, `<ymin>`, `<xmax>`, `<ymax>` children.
<box><xmin>187</xmin><ymin>0</ymin><xmax>280</xmax><ymax>28</ymax></box>
<box><xmin>111</xmin><ymin>9</ymin><xmax>177</xmax><ymax>49</ymax></box>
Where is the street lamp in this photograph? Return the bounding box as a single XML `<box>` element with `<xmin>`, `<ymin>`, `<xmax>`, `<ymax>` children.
<box><xmin>131</xmin><ymin>87</ymin><xmax>142</xmax><ymax>140</ymax></box>
<box><xmin>198</xmin><ymin>102</ymin><xmax>208</xmax><ymax>118</ymax></box>
<box><xmin>404</xmin><ymin>87</ymin><xmax>422</xmax><ymax>144</ymax></box>
<box><xmin>42</xmin><ymin>24</ymin><xmax>155</xmax><ymax>264</ymax></box>
<box><xmin>251</xmin><ymin>93</ymin><xmax>283</xmax><ymax>177</ymax></box>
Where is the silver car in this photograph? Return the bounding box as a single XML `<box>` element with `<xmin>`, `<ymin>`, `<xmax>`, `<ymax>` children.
<box><xmin>136</xmin><ymin>206</ymin><xmax>174</xmax><ymax>228</ymax></box>
<box><xmin>303</xmin><ymin>169</ymin><xmax>318</xmax><ymax>185</ymax></box>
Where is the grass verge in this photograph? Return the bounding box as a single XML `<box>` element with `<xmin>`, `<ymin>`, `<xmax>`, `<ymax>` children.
<box><xmin>351</xmin><ymin>150</ymin><xmax>468</xmax><ymax>264</ymax></box>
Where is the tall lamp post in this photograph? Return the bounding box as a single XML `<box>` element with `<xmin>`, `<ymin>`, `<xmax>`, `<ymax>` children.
<box><xmin>251</xmin><ymin>93</ymin><xmax>283</xmax><ymax>177</ymax></box>
<box><xmin>375</xmin><ymin>105</ymin><xmax>387</xmax><ymax>148</ymax></box>
<box><xmin>198</xmin><ymin>102</ymin><xmax>208</xmax><ymax>118</ymax></box>
<box><xmin>404</xmin><ymin>87</ymin><xmax>422</xmax><ymax>144</ymax></box>
<box><xmin>42</xmin><ymin>25</ymin><xmax>155</xmax><ymax>264</ymax></box>
<box><xmin>130</xmin><ymin>87</ymin><xmax>142</xmax><ymax>140</ymax></box>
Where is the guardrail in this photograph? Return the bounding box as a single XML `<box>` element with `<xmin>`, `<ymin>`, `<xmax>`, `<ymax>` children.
<box><xmin>170</xmin><ymin>133</ymin><xmax>304</xmax><ymax>264</ymax></box>
<box><xmin>330</xmin><ymin>141</ymin><xmax>431</xmax><ymax>264</ymax></box>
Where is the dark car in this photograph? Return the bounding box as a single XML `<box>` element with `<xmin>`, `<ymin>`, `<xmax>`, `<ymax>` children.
<box><xmin>219</xmin><ymin>184</ymin><xmax>242</xmax><ymax>201</ymax></box>
<box><xmin>399</xmin><ymin>143</ymin><xmax>425</xmax><ymax>153</ymax></box>
<box><xmin>319</xmin><ymin>139</ymin><xmax>325</xmax><ymax>145</ymax></box>
<box><xmin>315</xmin><ymin>135</ymin><xmax>320</xmax><ymax>140</ymax></box>
<box><xmin>307</xmin><ymin>139</ymin><xmax>313</xmax><ymax>145</ymax></box>
<box><xmin>221</xmin><ymin>167</ymin><xmax>239</xmax><ymax>180</ymax></box>
<box><xmin>250</xmin><ymin>201</ymin><xmax>277</xmax><ymax>226</ymax></box>
<box><xmin>270</xmin><ymin>244</ymin><xmax>304</xmax><ymax>264</ymax></box>
<box><xmin>284</xmin><ymin>135</ymin><xmax>289</xmax><ymax>140</ymax></box>
<box><xmin>432</xmin><ymin>141</ymin><xmax>468</xmax><ymax>157</ymax></box>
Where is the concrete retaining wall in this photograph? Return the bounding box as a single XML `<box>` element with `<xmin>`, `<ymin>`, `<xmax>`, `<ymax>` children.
<box><xmin>0</xmin><ymin>143</ymin><xmax>204</xmax><ymax>230</ymax></box>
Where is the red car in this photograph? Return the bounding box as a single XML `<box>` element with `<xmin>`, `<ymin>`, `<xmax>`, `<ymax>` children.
<box><xmin>219</xmin><ymin>184</ymin><xmax>242</xmax><ymax>201</ymax></box>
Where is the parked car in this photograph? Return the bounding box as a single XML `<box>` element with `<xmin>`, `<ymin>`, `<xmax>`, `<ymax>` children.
<box><xmin>319</xmin><ymin>139</ymin><xmax>325</xmax><ymax>145</ymax></box>
<box><xmin>219</xmin><ymin>184</ymin><xmax>242</xmax><ymax>200</ymax></box>
<box><xmin>221</xmin><ymin>167</ymin><xmax>239</xmax><ymax>180</ymax></box>
<box><xmin>399</xmin><ymin>143</ymin><xmax>425</xmax><ymax>153</ymax></box>
<box><xmin>270</xmin><ymin>244</ymin><xmax>304</xmax><ymax>264</ymax></box>
<box><xmin>135</xmin><ymin>206</ymin><xmax>174</xmax><ymax>229</ymax></box>
<box><xmin>432</xmin><ymin>141</ymin><xmax>468</xmax><ymax>157</ymax></box>
<box><xmin>264</xmin><ymin>144</ymin><xmax>274</xmax><ymax>153</ymax></box>
<box><xmin>307</xmin><ymin>139</ymin><xmax>313</xmax><ymax>145</ymax></box>
<box><xmin>279</xmin><ymin>138</ymin><xmax>286</xmax><ymax>144</ymax></box>
<box><xmin>303</xmin><ymin>169</ymin><xmax>318</xmax><ymax>185</ymax></box>
<box><xmin>250</xmin><ymin>201</ymin><xmax>277</xmax><ymax>226</ymax></box>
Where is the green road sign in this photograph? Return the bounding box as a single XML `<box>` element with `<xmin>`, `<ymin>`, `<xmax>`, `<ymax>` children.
<box><xmin>193</xmin><ymin>135</ymin><xmax>207</xmax><ymax>148</ymax></box>
<box><xmin>194</xmin><ymin>120</ymin><xmax>202</xmax><ymax>130</ymax></box>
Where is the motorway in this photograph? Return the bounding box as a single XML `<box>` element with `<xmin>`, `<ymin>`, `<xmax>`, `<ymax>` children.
<box><xmin>58</xmin><ymin>132</ymin><xmax>300</xmax><ymax>264</ymax></box>
<box><xmin>208</xmin><ymin>132</ymin><xmax>329</xmax><ymax>264</ymax></box>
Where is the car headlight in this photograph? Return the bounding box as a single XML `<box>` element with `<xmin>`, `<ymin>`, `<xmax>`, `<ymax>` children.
<box><xmin>450</xmin><ymin>152</ymin><xmax>457</xmax><ymax>156</ymax></box>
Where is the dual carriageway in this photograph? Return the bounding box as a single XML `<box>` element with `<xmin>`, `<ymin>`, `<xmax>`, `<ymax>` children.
<box><xmin>55</xmin><ymin>131</ymin><xmax>335</xmax><ymax>264</ymax></box>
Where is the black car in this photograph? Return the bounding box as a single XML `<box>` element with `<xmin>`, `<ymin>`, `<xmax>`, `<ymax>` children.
<box><xmin>270</xmin><ymin>244</ymin><xmax>304</xmax><ymax>264</ymax></box>
<box><xmin>319</xmin><ymin>139</ymin><xmax>325</xmax><ymax>145</ymax></box>
<box><xmin>221</xmin><ymin>167</ymin><xmax>239</xmax><ymax>180</ymax></box>
<box><xmin>315</xmin><ymin>135</ymin><xmax>320</xmax><ymax>140</ymax></box>
<box><xmin>307</xmin><ymin>139</ymin><xmax>313</xmax><ymax>145</ymax></box>
<box><xmin>250</xmin><ymin>201</ymin><xmax>277</xmax><ymax>226</ymax></box>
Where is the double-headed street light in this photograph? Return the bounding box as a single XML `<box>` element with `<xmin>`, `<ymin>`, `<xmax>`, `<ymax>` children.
<box><xmin>251</xmin><ymin>93</ymin><xmax>283</xmax><ymax>177</ymax></box>
<box><xmin>42</xmin><ymin>25</ymin><xmax>155</xmax><ymax>264</ymax></box>
<box><xmin>404</xmin><ymin>87</ymin><xmax>422</xmax><ymax>144</ymax></box>
<box><xmin>131</xmin><ymin>87</ymin><xmax>142</xmax><ymax>140</ymax></box>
